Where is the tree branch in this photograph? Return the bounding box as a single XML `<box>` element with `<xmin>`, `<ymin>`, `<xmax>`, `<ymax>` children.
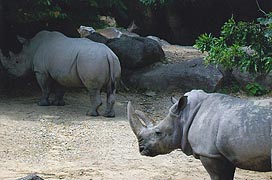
<box><xmin>255</xmin><ymin>0</ymin><xmax>267</xmax><ymax>15</ymax></box>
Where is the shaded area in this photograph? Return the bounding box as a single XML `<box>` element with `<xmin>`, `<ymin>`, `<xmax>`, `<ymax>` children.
<box><xmin>115</xmin><ymin>0</ymin><xmax>272</xmax><ymax>45</ymax></box>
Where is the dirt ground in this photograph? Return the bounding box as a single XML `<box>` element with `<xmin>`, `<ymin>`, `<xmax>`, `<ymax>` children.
<box><xmin>0</xmin><ymin>88</ymin><xmax>271</xmax><ymax>180</ymax></box>
<box><xmin>0</xmin><ymin>46</ymin><xmax>271</xmax><ymax>180</ymax></box>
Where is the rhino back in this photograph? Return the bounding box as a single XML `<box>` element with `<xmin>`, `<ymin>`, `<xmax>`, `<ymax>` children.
<box><xmin>32</xmin><ymin>31</ymin><xmax>114</xmax><ymax>87</ymax></box>
<box><xmin>188</xmin><ymin>94</ymin><xmax>271</xmax><ymax>171</ymax></box>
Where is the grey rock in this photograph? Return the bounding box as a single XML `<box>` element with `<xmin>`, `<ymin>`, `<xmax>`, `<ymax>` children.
<box><xmin>17</xmin><ymin>174</ymin><xmax>44</xmax><ymax>180</ymax></box>
<box><xmin>126</xmin><ymin>58</ymin><xmax>223</xmax><ymax>92</ymax></box>
<box><xmin>146</xmin><ymin>36</ymin><xmax>171</xmax><ymax>46</ymax></box>
<box><xmin>107</xmin><ymin>35</ymin><xmax>165</xmax><ymax>69</ymax></box>
<box><xmin>232</xmin><ymin>69</ymin><xmax>272</xmax><ymax>90</ymax></box>
<box><xmin>78</xmin><ymin>26</ymin><xmax>165</xmax><ymax>70</ymax></box>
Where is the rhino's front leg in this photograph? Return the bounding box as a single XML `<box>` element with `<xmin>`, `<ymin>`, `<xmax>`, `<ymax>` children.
<box><xmin>86</xmin><ymin>89</ymin><xmax>102</xmax><ymax>116</ymax></box>
<box><xmin>35</xmin><ymin>72</ymin><xmax>52</xmax><ymax>106</ymax></box>
<box><xmin>200</xmin><ymin>156</ymin><xmax>235</xmax><ymax>180</ymax></box>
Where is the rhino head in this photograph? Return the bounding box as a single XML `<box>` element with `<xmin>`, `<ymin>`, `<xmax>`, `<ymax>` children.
<box><xmin>0</xmin><ymin>36</ymin><xmax>32</xmax><ymax>77</ymax></box>
<box><xmin>127</xmin><ymin>96</ymin><xmax>188</xmax><ymax>157</ymax></box>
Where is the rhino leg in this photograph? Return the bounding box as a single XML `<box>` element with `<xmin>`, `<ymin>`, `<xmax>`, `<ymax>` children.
<box><xmin>104</xmin><ymin>88</ymin><xmax>116</xmax><ymax>117</ymax></box>
<box><xmin>86</xmin><ymin>89</ymin><xmax>102</xmax><ymax>116</ymax></box>
<box><xmin>52</xmin><ymin>83</ymin><xmax>65</xmax><ymax>106</ymax></box>
<box><xmin>200</xmin><ymin>156</ymin><xmax>235</xmax><ymax>180</ymax></box>
<box><xmin>36</xmin><ymin>72</ymin><xmax>52</xmax><ymax>106</ymax></box>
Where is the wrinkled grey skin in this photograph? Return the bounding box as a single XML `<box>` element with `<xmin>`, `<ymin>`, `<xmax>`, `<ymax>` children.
<box><xmin>128</xmin><ymin>90</ymin><xmax>272</xmax><ymax>180</ymax></box>
<box><xmin>0</xmin><ymin>30</ymin><xmax>121</xmax><ymax>117</ymax></box>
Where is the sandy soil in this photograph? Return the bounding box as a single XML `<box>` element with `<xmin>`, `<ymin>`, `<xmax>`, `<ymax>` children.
<box><xmin>0</xmin><ymin>88</ymin><xmax>271</xmax><ymax>180</ymax></box>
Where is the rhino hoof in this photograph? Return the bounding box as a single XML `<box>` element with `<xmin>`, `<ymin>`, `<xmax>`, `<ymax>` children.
<box><xmin>104</xmin><ymin>111</ymin><xmax>115</xmax><ymax>118</ymax></box>
<box><xmin>86</xmin><ymin>110</ymin><xmax>99</xmax><ymax>116</ymax></box>
<box><xmin>38</xmin><ymin>99</ymin><xmax>50</xmax><ymax>106</ymax></box>
<box><xmin>51</xmin><ymin>100</ymin><xmax>65</xmax><ymax>106</ymax></box>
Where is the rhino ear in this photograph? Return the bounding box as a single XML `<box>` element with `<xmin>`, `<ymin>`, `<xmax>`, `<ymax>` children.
<box><xmin>173</xmin><ymin>96</ymin><xmax>188</xmax><ymax>114</ymax></box>
<box><xmin>171</xmin><ymin>96</ymin><xmax>178</xmax><ymax>104</ymax></box>
<box><xmin>127</xmin><ymin>101</ymin><xmax>145</xmax><ymax>136</ymax></box>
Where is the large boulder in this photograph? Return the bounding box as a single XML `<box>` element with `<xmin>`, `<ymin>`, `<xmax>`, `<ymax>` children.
<box><xmin>78</xmin><ymin>26</ymin><xmax>165</xmax><ymax>70</ymax></box>
<box><xmin>106</xmin><ymin>35</ymin><xmax>165</xmax><ymax>69</ymax></box>
<box><xmin>125</xmin><ymin>58</ymin><xmax>223</xmax><ymax>92</ymax></box>
<box><xmin>232</xmin><ymin>69</ymin><xmax>272</xmax><ymax>90</ymax></box>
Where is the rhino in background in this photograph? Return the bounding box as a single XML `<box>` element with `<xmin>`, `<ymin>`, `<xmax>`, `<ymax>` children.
<box><xmin>0</xmin><ymin>30</ymin><xmax>121</xmax><ymax>117</ymax></box>
<box><xmin>128</xmin><ymin>90</ymin><xmax>271</xmax><ymax>180</ymax></box>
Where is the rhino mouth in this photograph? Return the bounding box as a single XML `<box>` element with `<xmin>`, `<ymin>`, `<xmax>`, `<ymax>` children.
<box><xmin>139</xmin><ymin>146</ymin><xmax>149</xmax><ymax>156</ymax></box>
<box><xmin>139</xmin><ymin>146</ymin><xmax>157</xmax><ymax>157</ymax></box>
<box><xmin>139</xmin><ymin>146</ymin><xmax>145</xmax><ymax>153</ymax></box>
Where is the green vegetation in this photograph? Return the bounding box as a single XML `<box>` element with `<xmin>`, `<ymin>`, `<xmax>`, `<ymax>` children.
<box><xmin>245</xmin><ymin>82</ymin><xmax>268</xmax><ymax>96</ymax></box>
<box><xmin>139</xmin><ymin>0</ymin><xmax>169</xmax><ymax>6</ymax></box>
<box><xmin>195</xmin><ymin>13</ymin><xmax>272</xmax><ymax>95</ymax></box>
<box><xmin>195</xmin><ymin>15</ymin><xmax>272</xmax><ymax>74</ymax></box>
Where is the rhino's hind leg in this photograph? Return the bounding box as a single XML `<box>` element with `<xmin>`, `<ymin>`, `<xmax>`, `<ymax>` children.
<box><xmin>86</xmin><ymin>89</ymin><xmax>102</xmax><ymax>116</ymax></box>
<box><xmin>52</xmin><ymin>82</ymin><xmax>65</xmax><ymax>106</ymax></box>
<box><xmin>104</xmin><ymin>88</ymin><xmax>116</xmax><ymax>118</ymax></box>
<box><xmin>36</xmin><ymin>72</ymin><xmax>52</xmax><ymax>106</ymax></box>
<box><xmin>200</xmin><ymin>156</ymin><xmax>235</xmax><ymax>180</ymax></box>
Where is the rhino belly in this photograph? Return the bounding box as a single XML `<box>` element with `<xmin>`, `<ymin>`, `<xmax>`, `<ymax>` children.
<box><xmin>52</xmin><ymin>73</ymin><xmax>84</xmax><ymax>87</ymax></box>
<box><xmin>232</xmin><ymin>156</ymin><xmax>271</xmax><ymax>172</ymax></box>
<box><xmin>48</xmin><ymin>64</ymin><xmax>84</xmax><ymax>87</ymax></box>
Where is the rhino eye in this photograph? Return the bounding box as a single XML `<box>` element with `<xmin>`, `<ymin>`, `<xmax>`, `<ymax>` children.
<box><xmin>155</xmin><ymin>130</ymin><xmax>162</xmax><ymax>136</ymax></box>
<box><xmin>15</xmin><ymin>61</ymin><xmax>19</xmax><ymax>64</ymax></box>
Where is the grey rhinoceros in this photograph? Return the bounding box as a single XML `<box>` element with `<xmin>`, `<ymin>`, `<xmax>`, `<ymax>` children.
<box><xmin>128</xmin><ymin>90</ymin><xmax>271</xmax><ymax>180</ymax></box>
<box><xmin>0</xmin><ymin>30</ymin><xmax>121</xmax><ymax>117</ymax></box>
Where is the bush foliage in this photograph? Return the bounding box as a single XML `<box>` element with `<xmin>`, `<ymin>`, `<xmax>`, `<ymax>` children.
<box><xmin>195</xmin><ymin>13</ymin><xmax>272</xmax><ymax>95</ymax></box>
<box><xmin>195</xmin><ymin>14</ymin><xmax>272</xmax><ymax>75</ymax></box>
<box><xmin>139</xmin><ymin>0</ymin><xmax>168</xmax><ymax>6</ymax></box>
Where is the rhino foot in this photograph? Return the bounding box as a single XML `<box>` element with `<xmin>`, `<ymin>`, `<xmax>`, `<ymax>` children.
<box><xmin>38</xmin><ymin>99</ymin><xmax>50</xmax><ymax>106</ymax></box>
<box><xmin>51</xmin><ymin>99</ymin><xmax>65</xmax><ymax>106</ymax></box>
<box><xmin>104</xmin><ymin>111</ymin><xmax>115</xmax><ymax>118</ymax></box>
<box><xmin>86</xmin><ymin>110</ymin><xmax>100</xmax><ymax>116</ymax></box>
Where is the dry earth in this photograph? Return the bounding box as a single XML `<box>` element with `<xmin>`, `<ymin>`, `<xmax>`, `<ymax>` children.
<box><xmin>0</xmin><ymin>45</ymin><xmax>271</xmax><ymax>180</ymax></box>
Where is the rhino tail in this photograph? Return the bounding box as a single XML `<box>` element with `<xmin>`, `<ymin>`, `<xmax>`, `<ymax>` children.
<box><xmin>106</xmin><ymin>53</ymin><xmax>116</xmax><ymax>95</ymax></box>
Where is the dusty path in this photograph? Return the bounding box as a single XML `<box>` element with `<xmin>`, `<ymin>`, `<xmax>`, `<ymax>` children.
<box><xmin>0</xmin><ymin>89</ymin><xmax>271</xmax><ymax>180</ymax></box>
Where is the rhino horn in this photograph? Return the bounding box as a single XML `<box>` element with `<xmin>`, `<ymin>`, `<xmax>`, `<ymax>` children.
<box><xmin>127</xmin><ymin>101</ymin><xmax>145</xmax><ymax>136</ymax></box>
<box><xmin>135</xmin><ymin>110</ymin><xmax>154</xmax><ymax>127</ymax></box>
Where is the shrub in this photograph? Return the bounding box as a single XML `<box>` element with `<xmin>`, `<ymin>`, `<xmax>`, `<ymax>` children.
<box><xmin>245</xmin><ymin>82</ymin><xmax>268</xmax><ymax>96</ymax></box>
<box><xmin>194</xmin><ymin>13</ymin><xmax>272</xmax><ymax>95</ymax></box>
<box><xmin>139</xmin><ymin>0</ymin><xmax>169</xmax><ymax>6</ymax></box>
<box><xmin>195</xmin><ymin>15</ymin><xmax>272</xmax><ymax>75</ymax></box>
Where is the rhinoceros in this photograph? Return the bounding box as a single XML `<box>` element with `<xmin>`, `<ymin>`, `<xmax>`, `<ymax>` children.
<box><xmin>0</xmin><ymin>30</ymin><xmax>121</xmax><ymax>117</ymax></box>
<box><xmin>128</xmin><ymin>90</ymin><xmax>271</xmax><ymax>180</ymax></box>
